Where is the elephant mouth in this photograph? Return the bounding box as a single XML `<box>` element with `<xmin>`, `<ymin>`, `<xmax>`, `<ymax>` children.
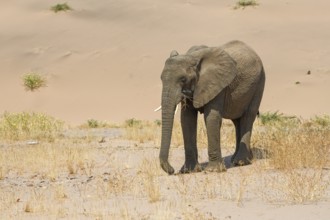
<box><xmin>155</xmin><ymin>89</ymin><xmax>192</xmax><ymax>113</ymax></box>
<box><xmin>181</xmin><ymin>89</ymin><xmax>193</xmax><ymax>99</ymax></box>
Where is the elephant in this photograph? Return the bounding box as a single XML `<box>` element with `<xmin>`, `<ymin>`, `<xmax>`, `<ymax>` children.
<box><xmin>159</xmin><ymin>40</ymin><xmax>265</xmax><ymax>175</ymax></box>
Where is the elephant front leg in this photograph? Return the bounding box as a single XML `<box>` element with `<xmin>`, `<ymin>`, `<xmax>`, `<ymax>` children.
<box><xmin>204</xmin><ymin>108</ymin><xmax>226</xmax><ymax>172</ymax></box>
<box><xmin>180</xmin><ymin>101</ymin><xmax>201</xmax><ymax>173</ymax></box>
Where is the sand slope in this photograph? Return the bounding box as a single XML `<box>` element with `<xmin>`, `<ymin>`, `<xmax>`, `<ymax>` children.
<box><xmin>1</xmin><ymin>0</ymin><xmax>330</xmax><ymax>124</ymax></box>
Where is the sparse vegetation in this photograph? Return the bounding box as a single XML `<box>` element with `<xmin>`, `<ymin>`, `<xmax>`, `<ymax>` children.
<box><xmin>270</xmin><ymin>169</ymin><xmax>328</xmax><ymax>203</ymax></box>
<box><xmin>254</xmin><ymin>119</ymin><xmax>329</xmax><ymax>170</ymax></box>
<box><xmin>79</xmin><ymin>119</ymin><xmax>117</xmax><ymax>129</ymax></box>
<box><xmin>259</xmin><ymin>111</ymin><xmax>298</xmax><ymax>125</ymax></box>
<box><xmin>139</xmin><ymin>159</ymin><xmax>161</xmax><ymax>203</ymax></box>
<box><xmin>0</xmin><ymin>112</ymin><xmax>329</xmax><ymax>218</ymax></box>
<box><xmin>51</xmin><ymin>3</ymin><xmax>72</xmax><ymax>13</ymax></box>
<box><xmin>310</xmin><ymin>115</ymin><xmax>330</xmax><ymax>127</ymax></box>
<box><xmin>87</xmin><ymin>119</ymin><xmax>99</xmax><ymax>128</ymax></box>
<box><xmin>0</xmin><ymin>112</ymin><xmax>64</xmax><ymax>141</ymax></box>
<box><xmin>125</xmin><ymin>118</ymin><xmax>142</xmax><ymax>128</ymax></box>
<box><xmin>22</xmin><ymin>73</ymin><xmax>47</xmax><ymax>91</ymax></box>
<box><xmin>235</xmin><ymin>0</ymin><xmax>258</xmax><ymax>9</ymax></box>
<box><xmin>124</xmin><ymin>119</ymin><xmax>163</xmax><ymax>144</ymax></box>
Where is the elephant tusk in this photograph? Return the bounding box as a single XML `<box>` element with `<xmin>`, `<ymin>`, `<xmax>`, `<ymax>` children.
<box><xmin>154</xmin><ymin>104</ymin><xmax>179</xmax><ymax>114</ymax></box>
<box><xmin>154</xmin><ymin>106</ymin><xmax>162</xmax><ymax>112</ymax></box>
<box><xmin>174</xmin><ymin>104</ymin><xmax>179</xmax><ymax>115</ymax></box>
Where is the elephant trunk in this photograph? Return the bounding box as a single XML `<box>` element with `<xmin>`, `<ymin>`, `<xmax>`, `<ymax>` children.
<box><xmin>159</xmin><ymin>87</ymin><xmax>179</xmax><ymax>175</ymax></box>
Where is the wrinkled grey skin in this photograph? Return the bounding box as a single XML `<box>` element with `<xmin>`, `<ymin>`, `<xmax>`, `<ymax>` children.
<box><xmin>159</xmin><ymin>40</ymin><xmax>265</xmax><ymax>175</ymax></box>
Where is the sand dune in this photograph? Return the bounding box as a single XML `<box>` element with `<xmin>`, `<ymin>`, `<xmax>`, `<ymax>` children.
<box><xmin>1</xmin><ymin>0</ymin><xmax>330</xmax><ymax>124</ymax></box>
<box><xmin>1</xmin><ymin>1</ymin><xmax>330</xmax><ymax>219</ymax></box>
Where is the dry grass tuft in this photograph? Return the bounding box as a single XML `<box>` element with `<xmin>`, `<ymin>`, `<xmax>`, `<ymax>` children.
<box><xmin>124</xmin><ymin>119</ymin><xmax>162</xmax><ymax>144</ymax></box>
<box><xmin>65</xmin><ymin>147</ymin><xmax>95</xmax><ymax>175</ymax></box>
<box><xmin>124</xmin><ymin>117</ymin><xmax>185</xmax><ymax>146</ymax></box>
<box><xmin>139</xmin><ymin>158</ymin><xmax>162</xmax><ymax>203</ymax></box>
<box><xmin>106</xmin><ymin>171</ymin><xmax>134</xmax><ymax>195</ymax></box>
<box><xmin>0</xmin><ymin>112</ymin><xmax>64</xmax><ymax>141</ymax></box>
<box><xmin>253</xmin><ymin>114</ymin><xmax>330</xmax><ymax>203</ymax></box>
<box><xmin>24</xmin><ymin>189</ymin><xmax>46</xmax><ymax>213</ymax></box>
<box><xmin>0</xmin><ymin>140</ymin><xmax>96</xmax><ymax>181</ymax></box>
<box><xmin>282</xmin><ymin>169</ymin><xmax>328</xmax><ymax>203</ymax></box>
<box><xmin>54</xmin><ymin>185</ymin><xmax>68</xmax><ymax>200</ymax></box>
<box><xmin>253</xmin><ymin>115</ymin><xmax>330</xmax><ymax>170</ymax></box>
<box><xmin>0</xmin><ymin>165</ymin><xmax>5</xmax><ymax>180</ymax></box>
<box><xmin>259</xmin><ymin>168</ymin><xmax>329</xmax><ymax>204</ymax></box>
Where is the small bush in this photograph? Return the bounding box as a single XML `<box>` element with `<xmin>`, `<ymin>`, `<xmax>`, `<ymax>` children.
<box><xmin>139</xmin><ymin>159</ymin><xmax>162</xmax><ymax>203</ymax></box>
<box><xmin>124</xmin><ymin>120</ymin><xmax>159</xmax><ymax>144</ymax></box>
<box><xmin>310</xmin><ymin>115</ymin><xmax>330</xmax><ymax>127</ymax></box>
<box><xmin>259</xmin><ymin>111</ymin><xmax>297</xmax><ymax>125</ymax></box>
<box><xmin>254</xmin><ymin>113</ymin><xmax>330</xmax><ymax>170</ymax></box>
<box><xmin>154</xmin><ymin>120</ymin><xmax>162</xmax><ymax>126</ymax></box>
<box><xmin>51</xmin><ymin>3</ymin><xmax>72</xmax><ymax>13</ymax></box>
<box><xmin>125</xmin><ymin>118</ymin><xmax>142</xmax><ymax>128</ymax></box>
<box><xmin>87</xmin><ymin>119</ymin><xmax>99</xmax><ymax>128</ymax></box>
<box><xmin>235</xmin><ymin>0</ymin><xmax>258</xmax><ymax>9</ymax></box>
<box><xmin>22</xmin><ymin>73</ymin><xmax>47</xmax><ymax>91</ymax></box>
<box><xmin>78</xmin><ymin>119</ymin><xmax>116</xmax><ymax>129</ymax></box>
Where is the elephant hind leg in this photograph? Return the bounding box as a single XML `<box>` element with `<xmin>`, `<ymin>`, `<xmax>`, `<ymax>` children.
<box><xmin>231</xmin><ymin>114</ymin><xmax>255</xmax><ymax>166</ymax></box>
<box><xmin>232</xmin><ymin>72</ymin><xmax>265</xmax><ymax>166</ymax></box>
<box><xmin>231</xmin><ymin>118</ymin><xmax>240</xmax><ymax>161</ymax></box>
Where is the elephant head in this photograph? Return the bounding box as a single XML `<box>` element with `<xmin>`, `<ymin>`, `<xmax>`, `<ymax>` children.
<box><xmin>159</xmin><ymin>46</ymin><xmax>238</xmax><ymax>174</ymax></box>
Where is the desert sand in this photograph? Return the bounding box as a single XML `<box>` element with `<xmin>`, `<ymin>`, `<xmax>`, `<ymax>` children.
<box><xmin>1</xmin><ymin>1</ymin><xmax>330</xmax><ymax>219</ymax></box>
<box><xmin>1</xmin><ymin>0</ymin><xmax>330</xmax><ymax>124</ymax></box>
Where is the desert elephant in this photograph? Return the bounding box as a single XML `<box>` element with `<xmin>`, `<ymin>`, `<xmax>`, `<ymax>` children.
<box><xmin>159</xmin><ymin>40</ymin><xmax>265</xmax><ymax>175</ymax></box>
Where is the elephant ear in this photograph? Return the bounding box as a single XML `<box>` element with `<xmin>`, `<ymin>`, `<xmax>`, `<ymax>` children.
<box><xmin>170</xmin><ymin>50</ymin><xmax>179</xmax><ymax>57</ymax></box>
<box><xmin>192</xmin><ymin>47</ymin><xmax>238</xmax><ymax>108</ymax></box>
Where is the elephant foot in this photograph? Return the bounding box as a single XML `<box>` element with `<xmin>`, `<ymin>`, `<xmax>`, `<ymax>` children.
<box><xmin>204</xmin><ymin>161</ymin><xmax>226</xmax><ymax>173</ymax></box>
<box><xmin>231</xmin><ymin>153</ymin><xmax>253</xmax><ymax>166</ymax></box>
<box><xmin>160</xmin><ymin>159</ymin><xmax>175</xmax><ymax>175</ymax></box>
<box><xmin>180</xmin><ymin>162</ymin><xmax>202</xmax><ymax>174</ymax></box>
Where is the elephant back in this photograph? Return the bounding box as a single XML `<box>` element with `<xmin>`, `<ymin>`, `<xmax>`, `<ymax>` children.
<box><xmin>221</xmin><ymin>40</ymin><xmax>263</xmax><ymax>79</ymax></box>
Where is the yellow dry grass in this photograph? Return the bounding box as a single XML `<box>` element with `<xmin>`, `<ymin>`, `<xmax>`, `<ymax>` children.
<box><xmin>0</xmin><ymin>111</ymin><xmax>329</xmax><ymax>218</ymax></box>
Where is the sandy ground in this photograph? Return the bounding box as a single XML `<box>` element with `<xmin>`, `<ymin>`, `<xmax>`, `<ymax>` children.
<box><xmin>0</xmin><ymin>127</ymin><xmax>329</xmax><ymax>219</ymax></box>
<box><xmin>1</xmin><ymin>0</ymin><xmax>330</xmax><ymax>125</ymax></box>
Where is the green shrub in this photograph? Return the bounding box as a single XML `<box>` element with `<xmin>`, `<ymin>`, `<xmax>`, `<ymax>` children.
<box><xmin>259</xmin><ymin>111</ymin><xmax>298</xmax><ymax>125</ymax></box>
<box><xmin>51</xmin><ymin>3</ymin><xmax>72</xmax><ymax>13</ymax></box>
<box><xmin>22</xmin><ymin>73</ymin><xmax>47</xmax><ymax>91</ymax></box>
<box><xmin>154</xmin><ymin>120</ymin><xmax>162</xmax><ymax>126</ymax></box>
<box><xmin>125</xmin><ymin>118</ymin><xmax>142</xmax><ymax>128</ymax></box>
<box><xmin>235</xmin><ymin>0</ymin><xmax>258</xmax><ymax>9</ymax></box>
<box><xmin>310</xmin><ymin>115</ymin><xmax>330</xmax><ymax>127</ymax></box>
<box><xmin>87</xmin><ymin>119</ymin><xmax>99</xmax><ymax>128</ymax></box>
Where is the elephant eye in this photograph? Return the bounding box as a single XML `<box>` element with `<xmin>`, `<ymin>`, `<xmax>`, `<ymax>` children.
<box><xmin>179</xmin><ymin>76</ymin><xmax>187</xmax><ymax>84</ymax></box>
